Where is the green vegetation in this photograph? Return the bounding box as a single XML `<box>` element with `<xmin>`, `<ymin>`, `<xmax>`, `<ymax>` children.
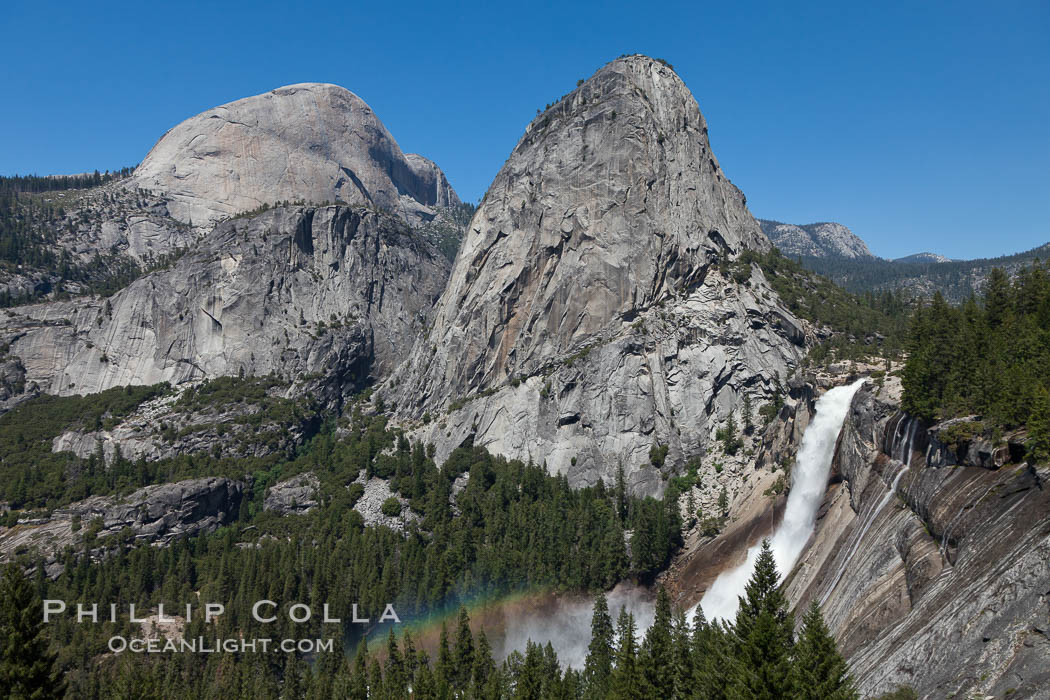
<box><xmin>416</xmin><ymin>202</ymin><xmax>475</xmax><ymax>261</ymax></box>
<box><xmin>795</xmin><ymin>243</ymin><xmax>1050</xmax><ymax>302</ymax></box>
<box><xmin>902</xmin><ymin>263</ymin><xmax>1050</xmax><ymax>462</ymax></box>
<box><xmin>0</xmin><ymin>564</ymin><xmax>65</xmax><ymax>699</ymax></box>
<box><xmin>716</xmin><ymin>415</ymin><xmax>743</xmax><ymax>456</ymax></box>
<box><xmin>380</xmin><ymin>496</ymin><xmax>401</xmax><ymax>517</ymax></box>
<box><xmin>0</xmin><ymin>182</ymin><xmax>148</xmax><ymax>306</ymax></box>
<box><xmin>648</xmin><ymin>443</ymin><xmax>669</xmax><ymax>469</ymax></box>
<box><xmin>871</xmin><ymin>688</ymin><xmax>919</xmax><ymax>700</ymax></box>
<box><xmin>12</xmin><ymin>404</ymin><xmax>684</xmax><ymax>697</ymax></box>
<box><xmin>0</xmin><ymin>383</ymin><xmax>170</xmax><ymax>508</ymax></box>
<box><xmin>234</xmin><ymin>540</ymin><xmax>852</xmax><ymax>700</ymax></box>
<box><xmin>0</xmin><ymin>376</ymin><xmax>325</xmax><ymax>510</ymax></box>
<box><xmin>738</xmin><ymin>247</ymin><xmax>911</xmax><ymax>361</ymax></box>
<box><xmin>0</xmin><ymin>169</ymin><xmax>134</xmax><ymax>195</ymax></box>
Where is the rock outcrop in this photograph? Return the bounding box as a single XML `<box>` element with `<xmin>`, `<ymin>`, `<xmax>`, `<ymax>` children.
<box><xmin>264</xmin><ymin>472</ymin><xmax>320</xmax><ymax>515</ymax></box>
<box><xmin>50</xmin><ymin>382</ymin><xmax>315</xmax><ymax>464</ymax></box>
<box><xmin>130</xmin><ymin>83</ymin><xmax>460</xmax><ymax>228</ymax></box>
<box><xmin>386</xmin><ymin>55</ymin><xmax>805</xmax><ymax>494</ymax></box>
<box><xmin>785</xmin><ymin>387</ymin><xmax>1050</xmax><ymax>698</ymax></box>
<box><xmin>3</xmin><ymin>204</ymin><xmax>449</xmax><ymax>400</ymax></box>
<box><xmin>351</xmin><ymin>472</ymin><xmax>419</xmax><ymax>532</ymax></box>
<box><xmin>0</xmin><ymin>477</ymin><xmax>244</xmax><ymax>576</ymax></box>
<box><xmin>759</xmin><ymin>219</ymin><xmax>874</xmax><ymax>260</ymax></box>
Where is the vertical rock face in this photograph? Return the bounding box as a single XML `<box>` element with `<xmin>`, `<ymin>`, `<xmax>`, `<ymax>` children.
<box><xmin>388</xmin><ymin>56</ymin><xmax>805</xmax><ymax>494</ymax></box>
<box><xmin>3</xmin><ymin>205</ymin><xmax>449</xmax><ymax>399</ymax></box>
<box><xmin>129</xmin><ymin>83</ymin><xmax>460</xmax><ymax>228</ymax></box>
<box><xmin>785</xmin><ymin>387</ymin><xmax>1050</xmax><ymax>698</ymax></box>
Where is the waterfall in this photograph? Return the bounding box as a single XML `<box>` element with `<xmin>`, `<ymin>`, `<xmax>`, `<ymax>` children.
<box><xmin>691</xmin><ymin>378</ymin><xmax>866</xmax><ymax>622</ymax></box>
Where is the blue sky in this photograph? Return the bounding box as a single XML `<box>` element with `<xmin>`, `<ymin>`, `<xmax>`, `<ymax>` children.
<box><xmin>1</xmin><ymin>0</ymin><xmax>1047</xmax><ymax>259</ymax></box>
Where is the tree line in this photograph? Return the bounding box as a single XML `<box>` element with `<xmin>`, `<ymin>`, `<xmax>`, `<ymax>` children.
<box><xmin>902</xmin><ymin>263</ymin><xmax>1050</xmax><ymax>463</ymax></box>
<box><xmin>0</xmin><ymin>169</ymin><xmax>134</xmax><ymax>195</ymax></box>
<box><xmin>1</xmin><ymin>540</ymin><xmax>870</xmax><ymax>699</ymax></box>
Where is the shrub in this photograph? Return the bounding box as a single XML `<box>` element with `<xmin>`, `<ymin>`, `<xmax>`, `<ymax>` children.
<box><xmin>649</xmin><ymin>443</ymin><xmax>669</xmax><ymax>469</ymax></box>
<box><xmin>380</xmin><ymin>496</ymin><xmax>401</xmax><ymax>518</ymax></box>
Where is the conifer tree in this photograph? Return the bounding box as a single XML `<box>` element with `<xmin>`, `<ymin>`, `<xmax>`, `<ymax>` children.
<box><xmin>790</xmin><ymin>601</ymin><xmax>858</xmax><ymax>700</ymax></box>
<box><xmin>728</xmin><ymin>539</ymin><xmax>794</xmax><ymax>699</ymax></box>
<box><xmin>670</xmin><ymin>608</ymin><xmax>693</xmax><ymax>700</ymax></box>
<box><xmin>515</xmin><ymin>640</ymin><xmax>546</xmax><ymax>700</ymax></box>
<box><xmin>1026</xmin><ymin>386</ymin><xmax>1050</xmax><ymax>464</ymax></box>
<box><xmin>692</xmin><ymin>607</ymin><xmax>730</xmax><ymax>700</ymax></box>
<box><xmin>473</xmin><ymin>629</ymin><xmax>496</xmax><ymax>694</ymax></box>
<box><xmin>384</xmin><ymin>629</ymin><xmax>407</xmax><ymax>697</ymax></box>
<box><xmin>347</xmin><ymin>641</ymin><xmax>369</xmax><ymax>700</ymax></box>
<box><xmin>453</xmin><ymin>605</ymin><xmax>475</xmax><ymax>690</ymax></box>
<box><xmin>583</xmin><ymin>592</ymin><xmax>614</xmax><ymax>699</ymax></box>
<box><xmin>367</xmin><ymin>658</ymin><xmax>384</xmax><ymax>700</ymax></box>
<box><xmin>0</xmin><ymin>564</ymin><xmax>65</xmax><ymax>700</ymax></box>
<box><xmin>639</xmin><ymin>587</ymin><xmax>675</xmax><ymax>696</ymax></box>
<box><xmin>436</xmin><ymin>621</ymin><xmax>452</xmax><ymax>691</ymax></box>
<box><xmin>610</xmin><ymin>607</ymin><xmax>643</xmax><ymax>700</ymax></box>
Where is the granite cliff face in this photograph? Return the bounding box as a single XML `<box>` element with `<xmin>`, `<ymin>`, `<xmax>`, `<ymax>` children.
<box><xmin>130</xmin><ymin>83</ymin><xmax>459</xmax><ymax>228</ymax></box>
<box><xmin>0</xmin><ymin>477</ymin><xmax>243</xmax><ymax>577</ymax></box>
<box><xmin>0</xmin><ymin>81</ymin><xmax>464</xmax><ymax>409</ymax></box>
<box><xmin>2</xmin><ymin>204</ymin><xmax>449</xmax><ymax>401</ymax></box>
<box><xmin>387</xmin><ymin>56</ymin><xmax>806</xmax><ymax>494</ymax></box>
<box><xmin>784</xmin><ymin>386</ymin><xmax>1050</xmax><ymax>698</ymax></box>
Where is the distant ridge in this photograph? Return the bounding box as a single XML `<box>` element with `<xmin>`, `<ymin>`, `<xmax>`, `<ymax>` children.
<box><xmin>893</xmin><ymin>252</ymin><xmax>955</xmax><ymax>264</ymax></box>
<box><xmin>759</xmin><ymin>219</ymin><xmax>874</xmax><ymax>260</ymax></box>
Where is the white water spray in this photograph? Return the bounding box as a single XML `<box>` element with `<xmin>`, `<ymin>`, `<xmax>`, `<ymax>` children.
<box><xmin>693</xmin><ymin>378</ymin><xmax>866</xmax><ymax>622</ymax></box>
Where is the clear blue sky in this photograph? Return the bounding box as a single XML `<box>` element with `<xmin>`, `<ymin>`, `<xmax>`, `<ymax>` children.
<box><xmin>2</xmin><ymin>0</ymin><xmax>1047</xmax><ymax>259</ymax></box>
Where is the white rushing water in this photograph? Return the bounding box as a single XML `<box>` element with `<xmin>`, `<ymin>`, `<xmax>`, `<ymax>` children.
<box><xmin>693</xmin><ymin>378</ymin><xmax>867</xmax><ymax>622</ymax></box>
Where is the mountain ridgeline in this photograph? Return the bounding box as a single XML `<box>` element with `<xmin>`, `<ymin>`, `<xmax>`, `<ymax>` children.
<box><xmin>0</xmin><ymin>54</ymin><xmax>1047</xmax><ymax>700</ymax></box>
<box><xmin>762</xmin><ymin>217</ymin><xmax>1050</xmax><ymax>302</ymax></box>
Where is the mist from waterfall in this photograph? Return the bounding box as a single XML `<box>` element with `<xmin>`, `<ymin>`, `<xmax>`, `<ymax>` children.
<box><xmin>693</xmin><ymin>378</ymin><xmax>867</xmax><ymax>622</ymax></box>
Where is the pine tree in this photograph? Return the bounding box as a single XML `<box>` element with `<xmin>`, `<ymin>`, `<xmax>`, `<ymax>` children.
<box><xmin>110</xmin><ymin>652</ymin><xmax>156</xmax><ymax>700</ymax></box>
<box><xmin>692</xmin><ymin>608</ymin><xmax>730</xmax><ymax>700</ymax></box>
<box><xmin>728</xmin><ymin>539</ymin><xmax>794</xmax><ymax>699</ymax></box>
<box><xmin>0</xmin><ymin>564</ymin><xmax>65</xmax><ymax>700</ymax></box>
<box><xmin>1026</xmin><ymin>386</ymin><xmax>1050</xmax><ymax>464</ymax></box>
<box><xmin>472</xmin><ymin>629</ymin><xmax>496</xmax><ymax>694</ymax></box>
<box><xmin>347</xmin><ymin>641</ymin><xmax>369</xmax><ymax>700</ymax></box>
<box><xmin>453</xmin><ymin>605</ymin><xmax>475</xmax><ymax>691</ymax></box>
<box><xmin>638</xmin><ymin>587</ymin><xmax>674</xmax><ymax>696</ymax></box>
<box><xmin>384</xmin><ymin>629</ymin><xmax>407</xmax><ymax>697</ymax></box>
<box><xmin>514</xmin><ymin>640</ymin><xmax>546</xmax><ymax>700</ymax></box>
<box><xmin>436</xmin><ymin>621</ymin><xmax>452</xmax><ymax>690</ymax></box>
<box><xmin>582</xmin><ymin>592</ymin><xmax>614</xmax><ymax>699</ymax></box>
<box><xmin>610</xmin><ymin>607</ymin><xmax>643</xmax><ymax>700</ymax></box>
<box><xmin>669</xmin><ymin>609</ymin><xmax>693</xmax><ymax>700</ymax></box>
<box><xmin>790</xmin><ymin>601</ymin><xmax>858</xmax><ymax>700</ymax></box>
